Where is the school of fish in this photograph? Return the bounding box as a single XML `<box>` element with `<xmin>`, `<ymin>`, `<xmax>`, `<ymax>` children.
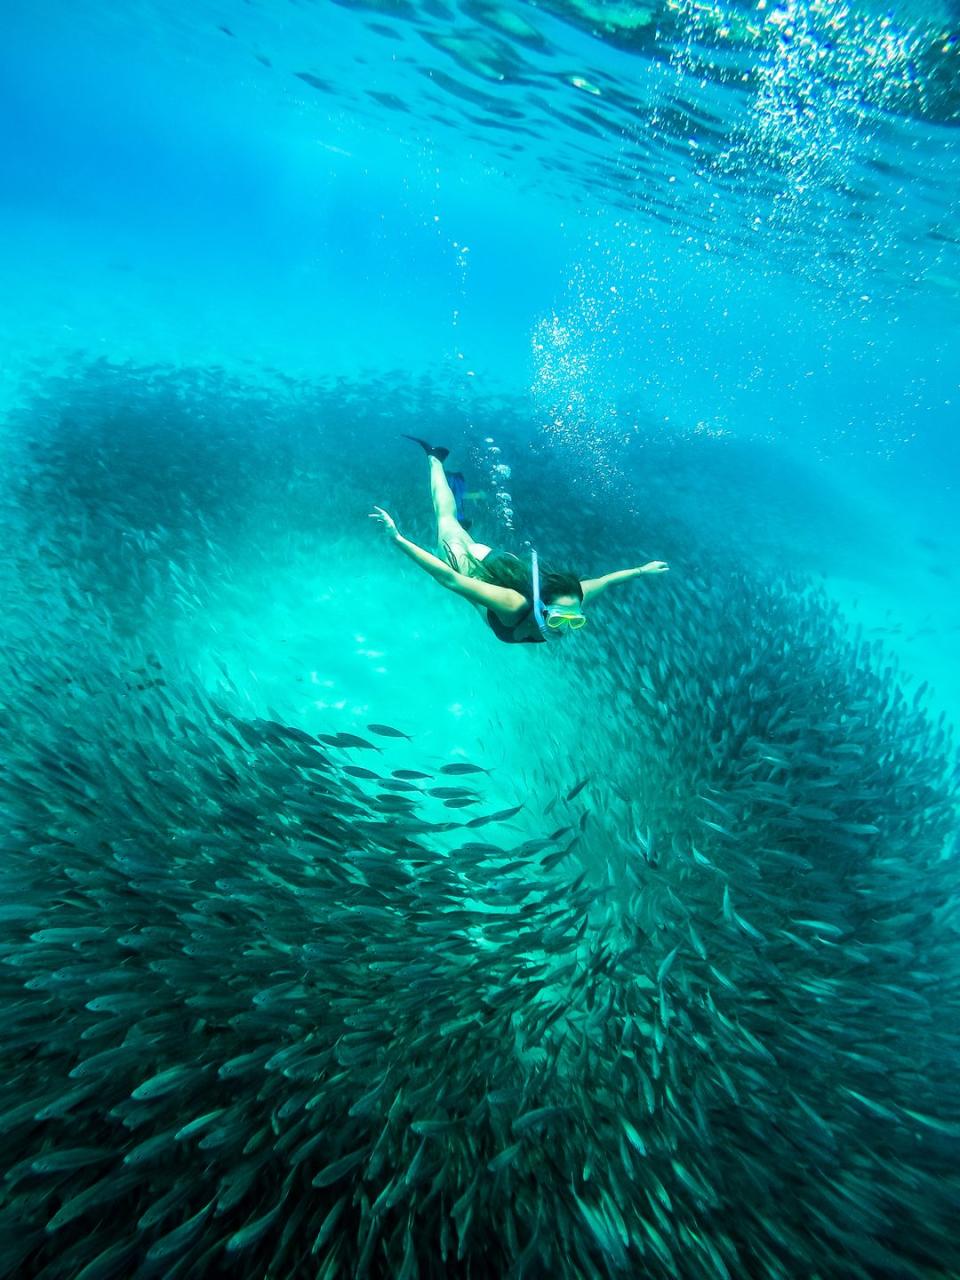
<box><xmin>0</xmin><ymin>362</ymin><xmax>958</xmax><ymax>1278</ymax></box>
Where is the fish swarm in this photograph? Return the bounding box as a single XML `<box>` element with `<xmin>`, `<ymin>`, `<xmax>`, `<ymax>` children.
<box><xmin>1</xmin><ymin>363</ymin><xmax>958</xmax><ymax>1278</ymax></box>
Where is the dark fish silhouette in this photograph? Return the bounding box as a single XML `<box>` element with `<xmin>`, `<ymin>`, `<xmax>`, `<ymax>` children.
<box><xmin>367</xmin><ymin>723</ymin><xmax>412</xmax><ymax>739</ymax></box>
<box><xmin>317</xmin><ymin>732</ymin><xmax>381</xmax><ymax>752</ymax></box>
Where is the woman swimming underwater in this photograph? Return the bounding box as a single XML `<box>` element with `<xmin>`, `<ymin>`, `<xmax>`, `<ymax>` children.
<box><xmin>370</xmin><ymin>438</ymin><xmax>669</xmax><ymax>645</ymax></box>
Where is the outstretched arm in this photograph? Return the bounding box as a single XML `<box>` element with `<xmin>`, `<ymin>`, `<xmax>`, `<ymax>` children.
<box><xmin>369</xmin><ymin>508</ymin><xmax>526</xmax><ymax>616</ymax></box>
<box><xmin>580</xmin><ymin>562</ymin><xmax>668</xmax><ymax>605</ymax></box>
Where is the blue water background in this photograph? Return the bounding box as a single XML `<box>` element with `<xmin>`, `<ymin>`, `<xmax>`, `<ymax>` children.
<box><xmin>1</xmin><ymin>0</ymin><xmax>958</xmax><ymax>714</ymax></box>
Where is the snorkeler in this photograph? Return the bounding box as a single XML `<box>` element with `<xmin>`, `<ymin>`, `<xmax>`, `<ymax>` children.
<box><xmin>369</xmin><ymin>438</ymin><xmax>668</xmax><ymax>645</ymax></box>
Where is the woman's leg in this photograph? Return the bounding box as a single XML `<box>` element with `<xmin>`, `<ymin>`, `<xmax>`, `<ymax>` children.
<box><xmin>429</xmin><ymin>456</ymin><xmax>459</xmax><ymax>526</ymax></box>
<box><xmin>428</xmin><ymin>457</ymin><xmax>490</xmax><ymax>572</ymax></box>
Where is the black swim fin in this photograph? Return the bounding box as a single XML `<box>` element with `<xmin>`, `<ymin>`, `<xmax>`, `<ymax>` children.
<box><xmin>402</xmin><ymin>434</ymin><xmax>449</xmax><ymax>463</ymax></box>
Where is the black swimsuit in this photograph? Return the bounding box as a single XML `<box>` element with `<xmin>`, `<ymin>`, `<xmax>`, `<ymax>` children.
<box><xmin>442</xmin><ymin>543</ymin><xmax>545</xmax><ymax>645</ymax></box>
<box><xmin>485</xmin><ymin>604</ymin><xmax>545</xmax><ymax>645</ymax></box>
<box><xmin>478</xmin><ymin>550</ymin><xmax>546</xmax><ymax>645</ymax></box>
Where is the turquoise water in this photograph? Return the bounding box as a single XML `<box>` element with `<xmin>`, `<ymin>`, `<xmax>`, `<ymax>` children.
<box><xmin>1</xmin><ymin>2</ymin><xmax>959</xmax><ymax>1277</ymax></box>
<box><xmin>2</xmin><ymin>1</ymin><xmax>958</xmax><ymax>711</ymax></box>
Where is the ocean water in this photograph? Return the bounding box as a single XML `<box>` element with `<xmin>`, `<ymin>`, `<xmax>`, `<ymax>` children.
<box><xmin>1</xmin><ymin>1</ymin><xmax>959</xmax><ymax>1277</ymax></box>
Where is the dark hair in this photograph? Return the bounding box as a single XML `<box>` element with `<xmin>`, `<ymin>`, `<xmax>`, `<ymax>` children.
<box><xmin>469</xmin><ymin>550</ymin><xmax>583</xmax><ymax>604</ymax></box>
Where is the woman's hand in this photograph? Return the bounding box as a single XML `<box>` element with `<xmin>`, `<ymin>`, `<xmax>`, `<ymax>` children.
<box><xmin>639</xmin><ymin>561</ymin><xmax>669</xmax><ymax>574</ymax></box>
<box><xmin>369</xmin><ymin>506</ymin><xmax>401</xmax><ymax>541</ymax></box>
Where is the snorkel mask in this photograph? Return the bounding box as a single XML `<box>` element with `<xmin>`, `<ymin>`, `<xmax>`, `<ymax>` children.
<box><xmin>545</xmin><ymin>605</ymin><xmax>586</xmax><ymax>631</ymax></box>
<box><xmin>531</xmin><ymin>550</ymin><xmax>586</xmax><ymax>639</ymax></box>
